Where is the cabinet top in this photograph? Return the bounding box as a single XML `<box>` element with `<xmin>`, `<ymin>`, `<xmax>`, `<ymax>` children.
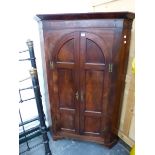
<box><xmin>36</xmin><ymin>12</ymin><xmax>135</xmax><ymax>21</ymax></box>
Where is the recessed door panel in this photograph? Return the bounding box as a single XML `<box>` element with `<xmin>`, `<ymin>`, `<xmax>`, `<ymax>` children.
<box><xmin>86</xmin><ymin>39</ymin><xmax>105</xmax><ymax>63</ymax></box>
<box><xmin>58</xmin><ymin>69</ymin><xmax>75</xmax><ymax>109</ymax></box>
<box><xmin>60</xmin><ymin>111</ymin><xmax>75</xmax><ymax>131</ymax></box>
<box><xmin>85</xmin><ymin>70</ymin><xmax>104</xmax><ymax>112</ymax></box>
<box><xmin>57</xmin><ymin>39</ymin><xmax>74</xmax><ymax>62</ymax></box>
<box><xmin>84</xmin><ymin>116</ymin><xmax>101</xmax><ymax>135</ymax></box>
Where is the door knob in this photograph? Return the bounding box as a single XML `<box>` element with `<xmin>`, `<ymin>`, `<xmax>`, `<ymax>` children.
<box><xmin>75</xmin><ymin>91</ymin><xmax>79</xmax><ymax>100</ymax></box>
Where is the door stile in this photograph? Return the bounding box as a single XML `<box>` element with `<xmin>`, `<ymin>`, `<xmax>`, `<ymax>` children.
<box><xmin>74</xmin><ymin>32</ymin><xmax>80</xmax><ymax>134</ymax></box>
<box><xmin>100</xmin><ymin>46</ymin><xmax>112</xmax><ymax>142</ymax></box>
<box><xmin>101</xmin><ymin>56</ymin><xmax>112</xmax><ymax>140</ymax></box>
<box><xmin>50</xmin><ymin>55</ymin><xmax>60</xmax><ymax>134</ymax></box>
<box><xmin>79</xmin><ymin>32</ymin><xmax>86</xmax><ymax>134</ymax></box>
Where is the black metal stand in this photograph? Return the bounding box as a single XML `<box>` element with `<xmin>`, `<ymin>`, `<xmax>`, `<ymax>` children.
<box><xmin>19</xmin><ymin>40</ymin><xmax>52</xmax><ymax>155</ymax></box>
<box><xmin>26</xmin><ymin>40</ymin><xmax>52</xmax><ymax>155</ymax></box>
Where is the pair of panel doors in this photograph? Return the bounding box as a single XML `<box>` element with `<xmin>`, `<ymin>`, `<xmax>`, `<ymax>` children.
<box><xmin>51</xmin><ymin>31</ymin><xmax>112</xmax><ymax>138</ymax></box>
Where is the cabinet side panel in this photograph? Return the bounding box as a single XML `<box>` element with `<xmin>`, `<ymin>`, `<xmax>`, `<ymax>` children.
<box><xmin>111</xmin><ymin>20</ymin><xmax>133</xmax><ymax>135</ymax></box>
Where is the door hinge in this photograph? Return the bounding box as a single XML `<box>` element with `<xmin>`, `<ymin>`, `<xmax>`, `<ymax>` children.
<box><xmin>50</xmin><ymin>61</ymin><xmax>54</xmax><ymax>69</ymax></box>
<box><xmin>108</xmin><ymin>64</ymin><xmax>113</xmax><ymax>72</ymax></box>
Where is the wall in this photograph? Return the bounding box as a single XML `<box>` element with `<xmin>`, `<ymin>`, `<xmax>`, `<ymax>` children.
<box><xmin>91</xmin><ymin>0</ymin><xmax>134</xmax><ymax>12</ymax></box>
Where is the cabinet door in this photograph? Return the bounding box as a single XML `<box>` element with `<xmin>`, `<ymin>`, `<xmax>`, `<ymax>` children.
<box><xmin>79</xmin><ymin>32</ymin><xmax>111</xmax><ymax>136</ymax></box>
<box><xmin>51</xmin><ymin>32</ymin><xmax>80</xmax><ymax>134</ymax></box>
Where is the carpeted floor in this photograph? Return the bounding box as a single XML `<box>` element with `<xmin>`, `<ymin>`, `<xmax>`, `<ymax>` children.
<box><xmin>19</xmin><ymin>132</ymin><xmax>130</xmax><ymax>155</ymax></box>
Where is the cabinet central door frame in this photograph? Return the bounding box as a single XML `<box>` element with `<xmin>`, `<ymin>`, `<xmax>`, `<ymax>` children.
<box><xmin>51</xmin><ymin>31</ymin><xmax>111</xmax><ymax>136</ymax></box>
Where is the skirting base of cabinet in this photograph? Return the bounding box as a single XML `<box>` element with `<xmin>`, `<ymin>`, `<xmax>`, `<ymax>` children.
<box><xmin>52</xmin><ymin>131</ymin><xmax>118</xmax><ymax>148</ymax></box>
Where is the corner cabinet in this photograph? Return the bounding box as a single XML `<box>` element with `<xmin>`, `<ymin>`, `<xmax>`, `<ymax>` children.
<box><xmin>36</xmin><ymin>12</ymin><xmax>135</xmax><ymax>147</ymax></box>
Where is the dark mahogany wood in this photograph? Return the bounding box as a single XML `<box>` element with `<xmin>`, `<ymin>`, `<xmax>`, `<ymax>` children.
<box><xmin>36</xmin><ymin>12</ymin><xmax>134</xmax><ymax>147</ymax></box>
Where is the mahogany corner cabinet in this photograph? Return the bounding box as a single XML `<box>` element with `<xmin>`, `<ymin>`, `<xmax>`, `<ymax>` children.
<box><xmin>36</xmin><ymin>12</ymin><xmax>135</xmax><ymax>147</ymax></box>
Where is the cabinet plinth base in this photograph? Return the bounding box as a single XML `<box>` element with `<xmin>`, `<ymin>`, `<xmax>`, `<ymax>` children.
<box><xmin>51</xmin><ymin>129</ymin><xmax>118</xmax><ymax>148</ymax></box>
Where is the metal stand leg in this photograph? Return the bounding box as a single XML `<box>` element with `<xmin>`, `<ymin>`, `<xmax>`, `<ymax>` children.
<box><xmin>19</xmin><ymin>109</ymin><xmax>30</xmax><ymax>151</ymax></box>
<box><xmin>26</xmin><ymin>40</ymin><xmax>52</xmax><ymax>155</ymax></box>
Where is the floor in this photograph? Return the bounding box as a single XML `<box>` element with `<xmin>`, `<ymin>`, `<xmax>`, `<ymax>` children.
<box><xmin>19</xmin><ymin>132</ymin><xmax>130</xmax><ymax>155</ymax></box>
